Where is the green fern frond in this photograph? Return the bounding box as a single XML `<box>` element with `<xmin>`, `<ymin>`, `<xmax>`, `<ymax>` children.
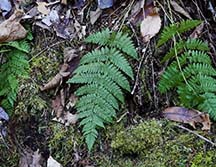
<box><xmin>0</xmin><ymin>36</ymin><xmax>32</xmax><ymax>111</ymax></box>
<box><xmin>80</xmin><ymin>47</ymin><xmax>134</xmax><ymax>79</ymax></box>
<box><xmin>85</xmin><ymin>29</ymin><xmax>138</xmax><ymax>59</ymax></box>
<box><xmin>161</xmin><ymin>39</ymin><xmax>209</xmax><ymax>62</ymax></box>
<box><xmin>68</xmin><ymin>29</ymin><xmax>136</xmax><ymax>151</ymax></box>
<box><xmin>158</xmin><ymin>19</ymin><xmax>216</xmax><ymax>120</ymax></box>
<box><xmin>199</xmin><ymin>93</ymin><xmax>216</xmax><ymax>120</ymax></box>
<box><xmin>157</xmin><ymin>20</ymin><xmax>202</xmax><ymax>47</ymax></box>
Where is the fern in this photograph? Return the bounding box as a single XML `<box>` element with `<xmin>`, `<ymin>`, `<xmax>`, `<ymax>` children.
<box><xmin>0</xmin><ymin>36</ymin><xmax>32</xmax><ymax>111</ymax></box>
<box><xmin>85</xmin><ymin>28</ymin><xmax>138</xmax><ymax>60</ymax></box>
<box><xmin>68</xmin><ymin>29</ymin><xmax>137</xmax><ymax>151</ymax></box>
<box><xmin>157</xmin><ymin>20</ymin><xmax>202</xmax><ymax>47</ymax></box>
<box><xmin>158</xmin><ymin>20</ymin><xmax>216</xmax><ymax>120</ymax></box>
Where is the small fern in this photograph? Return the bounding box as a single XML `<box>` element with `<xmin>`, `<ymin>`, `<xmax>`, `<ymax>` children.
<box><xmin>0</xmin><ymin>34</ymin><xmax>32</xmax><ymax>111</ymax></box>
<box><xmin>158</xmin><ymin>20</ymin><xmax>216</xmax><ymax>120</ymax></box>
<box><xmin>68</xmin><ymin>29</ymin><xmax>137</xmax><ymax>151</ymax></box>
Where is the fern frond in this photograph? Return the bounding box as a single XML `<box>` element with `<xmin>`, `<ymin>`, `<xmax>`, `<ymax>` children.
<box><xmin>0</xmin><ymin>36</ymin><xmax>31</xmax><ymax>111</ymax></box>
<box><xmin>161</xmin><ymin>39</ymin><xmax>209</xmax><ymax>62</ymax></box>
<box><xmin>85</xmin><ymin>28</ymin><xmax>111</xmax><ymax>45</ymax></box>
<box><xmin>4</xmin><ymin>40</ymin><xmax>30</xmax><ymax>53</ymax></box>
<box><xmin>80</xmin><ymin>47</ymin><xmax>134</xmax><ymax>79</ymax></box>
<box><xmin>68</xmin><ymin>29</ymin><xmax>136</xmax><ymax>150</ymax></box>
<box><xmin>157</xmin><ymin>20</ymin><xmax>202</xmax><ymax>47</ymax></box>
<box><xmin>158</xmin><ymin>19</ymin><xmax>216</xmax><ymax>120</ymax></box>
<box><xmin>183</xmin><ymin>63</ymin><xmax>216</xmax><ymax>77</ymax></box>
<box><xmin>85</xmin><ymin>29</ymin><xmax>138</xmax><ymax>59</ymax></box>
<box><xmin>199</xmin><ymin>93</ymin><xmax>216</xmax><ymax>120</ymax></box>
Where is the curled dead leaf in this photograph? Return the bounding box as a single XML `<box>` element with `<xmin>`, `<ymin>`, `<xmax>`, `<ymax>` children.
<box><xmin>163</xmin><ymin>107</ymin><xmax>211</xmax><ymax>130</ymax></box>
<box><xmin>0</xmin><ymin>10</ymin><xmax>27</xmax><ymax>43</ymax></box>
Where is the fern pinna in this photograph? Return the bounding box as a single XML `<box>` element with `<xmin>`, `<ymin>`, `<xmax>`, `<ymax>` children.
<box><xmin>68</xmin><ymin>29</ymin><xmax>137</xmax><ymax>150</ymax></box>
<box><xmin>158</xmin><ymin>20</ymin><xmax>216</xmax><ymax>120</ymax></box>
<box><xmin>0</xmin><ymin>35</ymin><xmax>32</xmax><ymax>111</ymax></box>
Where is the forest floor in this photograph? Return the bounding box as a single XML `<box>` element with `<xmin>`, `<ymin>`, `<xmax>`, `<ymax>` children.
<box><xmin>0</xmin><ymin>0</ymin><xmax>216</xmax><ymax>166</ymax></box>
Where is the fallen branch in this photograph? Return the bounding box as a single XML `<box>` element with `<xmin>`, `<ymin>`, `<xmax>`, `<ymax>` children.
<box><xmin>176</xmin><ymin>124</ymin><xmax>216</xmax><ymax>147</ymax></box>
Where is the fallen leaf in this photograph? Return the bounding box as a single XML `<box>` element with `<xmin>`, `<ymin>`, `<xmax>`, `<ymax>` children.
<box><xmin>0</xmin><ymin>0</ymin><xmax>12</xmax><ymax>16</ymax></box>
<box><xmin>140</xmin><ymin>14</ymin><xmax>161</xmax><ymax>42</ymax></box>
<box><xmin>0</xmin><ymin>10</ymin><xmax>27</xmax><ymax>43</ymax></box>
<box><xmin>52</xmin><ymin>94</ymin><xmax>64</xmax><ymax>118</ymax></box>
<box><xmin>41</xmin><ymin>48</ymin><xmax>79</xmax><ymax>91</ymax></box>
<box><xmin>0</xmin><ymin>107</ymin><xmax>9</xmax><ymax>121</ymax></box>
<box><xmin>40</xmin><ymin>64</ymin><xmax>69</xmax><ymax>91</ymax></box>
<box><xmin>98</xmin><ymin>0</ymin><xmax>113</xmax><ymax>9</ymax></box>
<box><xmin>36</xmin><ymin>2</ymin><xmax>50</xmax><ymax>15</ymax></box>
<box><xmin>52</xmin><ymin>112</ymin><xmax>78</xmax><ymax>126</ymax></box>
<box><xmin>163</xmin><ymin>107</ymin><xmax>211</xmax><ymax>130</ymax></box>
<box><xmin>66</xmin><ymin>94</ymin><xmax>78</xmax><ymax>109</ymax></box>
<box><xmin>47</xmin><ymin>156</ymin><xmax>63</xmax><ymax>167</ymax></box>
<box><xmin>170</xmin><ymin>1</ymin><xmax>192</xmax><ymax>19</ymax></box>
<box><xmin>42</xmin><ymin>10</ymin><xmax>60</xmax><ymax>27</ymax></box>
<box><xmin>19</xmin><ymin>149</ymin><xmax>45</xmax><ymax>167</ymax></box>
<box><xmin>63</xmin><ymin>47</ymin><xmax>79</xmax><ymax>63</ymax></box>
<box><xmin>90</xmin><ymin>8</ymin><xmax>102</xmax><ymax>25</ymax></box>
<box><xmin>61</xmin><ymin>0</ymin><xmax>67</xmax><ymax>5</ymax></box>
<box><xmin>129</xmin><ymin>0</ymin><xmax>154</xmax><ymax>25</ymax></box>
<box><xmin>190</xmin><ymin>22</ymin><xmax>204</xmax><ymax>39</ymax></box>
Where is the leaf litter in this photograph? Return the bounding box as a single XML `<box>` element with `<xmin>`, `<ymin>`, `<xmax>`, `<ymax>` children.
<box><xmin>1</xmin><ymin>0</ymin><xmax>216</xmax><ymax>166</ymax></box>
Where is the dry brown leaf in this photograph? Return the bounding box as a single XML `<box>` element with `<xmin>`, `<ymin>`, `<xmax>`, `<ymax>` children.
<box><xmin>52</xmin><ymin>94</ymin><xmax>64</xmax><ymax>118</ymax></box>
<box><xmin>40</xmin><ymin>64</ymin><xmax>69</xmax><ymax>91</ymax></box>
<box><xmin>66</xmin><ymin>94</ymin><xmax>78</xmax><ymax>109</ymax></box>
<box><xmin>170</xmin><ymin>1</ymin><xmax>191</xmax><ymax>19</ymax></box>
<box><xmin>36</xmin><ymin>2</ymin><xmax>50</xmax><ymax>15</ymax></box>
<box><xmin>0</xmin><ymin>10</ymin><xmax>27</xmax><ymax>43</ymax></box>
<box><xmin>41</xmin><ymin>48</ymin><xmax>79</xmax><ymax>91</ymax></box>
<box><xmin>163</xmin><ymin>107</ymin><xmax>211</xmax><ymax>130</ymax></box>
<box><xmin>63</xmin><ymin>47</ymin><xmax>79</xmax><ymax>63</ymax></box>
<box><xmin>52</xmin><ymin>112</ymin><xmax>78</xmax><ymax>126</ymax></box>
<box><xmin>140</xmin><ymin>14</ymin><xmax>161</xmax><ymax>42</ymax></box>
<box><xmin>190</xmin><ymin>22</ymin><xmax>204</xmax><ymax>39</ymax></box>
<box><xmin>90</xmin><ymin>8</ymin><xmax>102</xmax><ymax>25</ymax></box>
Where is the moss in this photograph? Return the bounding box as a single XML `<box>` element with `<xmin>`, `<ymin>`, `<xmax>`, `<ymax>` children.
<box><xmin>191</xmin><ymin>150</ymin><xmax>216</xmax><ymax>167</ymax></box>
<box><xmin>48</xmin><ymin>123</ymin><xmax>82</xmax><ymax>166</ymax></box>
<box><xmin>0</xmin><ymin>144</ymin><xmax>19</xmax><ymax>167</ymax></box>
<box><xmin>108</xmin><ymin>120</ymin><xmax>216</xmax><ymax>167</ymax></box>
<box><xmin>111</xmin><ymin>120</ymin><xmax>163</xmax><ymax>154</ymax></box>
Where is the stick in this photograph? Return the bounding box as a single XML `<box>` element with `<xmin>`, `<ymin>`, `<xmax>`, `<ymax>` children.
<box><xmin>176</xmin><ymin>125</ymin><xmax>216</xmax><ymax>147</ymax></box>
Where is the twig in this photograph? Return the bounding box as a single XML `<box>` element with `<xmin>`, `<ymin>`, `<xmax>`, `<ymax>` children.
<box><xmin>116</xmin><ymin>112</ymin><xmax>129</xmax><ymax>123</ymax></box>
<box><xmin>151</xmin><ymin>60</ymin><xmax>158</xmax><ymax>108</ymax></box>
<box><xmin>176</xmin><ymin>125</ymin><xmax>216</xmax><ymax>147</ymax></box>
<box><xmin>131</xmin><ymin>41</ymin><xmax>150</xmax><ymax>95</ymax></box>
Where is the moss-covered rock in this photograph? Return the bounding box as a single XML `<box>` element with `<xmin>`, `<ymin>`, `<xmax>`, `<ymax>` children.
<box><xmin>111</xmin><ymin>120</ymin><xmax>163</xmax><ymax>154</ymax></box>
<box><xmin>107</xmin><ymin>120</ymin><xmax>216</xmax><ymax>167</ymax></box>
